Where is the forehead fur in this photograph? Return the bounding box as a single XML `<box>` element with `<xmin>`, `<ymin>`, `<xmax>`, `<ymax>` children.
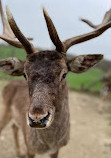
<box><xmin>25</xmin><ymin>51</ymin><xmax>67</xmax><ymax>84</ymax></box>
<box><xmin>28</xmin><ymin>50</ymin><xmax>65</xmax><ymax>62</ymax></box>
<box><xmin>24</xmin><ymin>51</ymin><xmax>67</xmax><ymax>85</ymax></box>
<box><xmin>25</xmin><ymin>51</ymin><xmax>66</xmax><ymax>69</ymax></box>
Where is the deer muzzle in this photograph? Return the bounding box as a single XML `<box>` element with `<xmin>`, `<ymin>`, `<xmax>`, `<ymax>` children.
<box><xmin>27</xmin><ymin>87</ymin><xmax>56</xmax><ymax>128</ymax></box>
<box><xmin>27</xmin><ymin>109</ymin><xmax>54</xmax><ymax>129</ymax></box>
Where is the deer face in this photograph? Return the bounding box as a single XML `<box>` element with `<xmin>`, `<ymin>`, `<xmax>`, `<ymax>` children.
<box><xmin>24</xmin><ymin>51</ymin><xmax>67</xmax><ymax>128</ymax></box>
<box><xmin>0</xmin><ymin>51</ymin><xmax>102</xmax><ymax>129</ymax></box>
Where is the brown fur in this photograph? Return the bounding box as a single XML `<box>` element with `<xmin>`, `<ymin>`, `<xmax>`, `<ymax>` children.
<box><xmin>101</xmin><ymin>80</ymin><xmax>111</xmax><ymax>101</ymax></box>
<box><xmin>0</xmin><ymin>51</ymin><xmax>70</xmax><ymax>158</ymax></box>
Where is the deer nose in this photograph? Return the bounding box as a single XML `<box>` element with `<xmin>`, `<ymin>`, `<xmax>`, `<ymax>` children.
<box><xmin>28</xmin><ymin>112</ymin><xmax>50</xmax><ymax>128</ymax></box>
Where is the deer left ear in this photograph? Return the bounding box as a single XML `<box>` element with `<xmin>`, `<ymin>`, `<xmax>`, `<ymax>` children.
<box><xmin>67</xmin><ymin>54</ymin><xmax>103</xmax><ymax>73</ymax></box>
<box><xmin>0</xmin><ymin>57</ymin><xmax>24</xmax><ymax>76</ymax></box>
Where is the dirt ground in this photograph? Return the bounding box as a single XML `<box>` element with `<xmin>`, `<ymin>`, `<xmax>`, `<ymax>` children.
<box><xmin>0</xmin><ymin>81</ymin><xmax>111</xmax><ymax>158</ymax></box>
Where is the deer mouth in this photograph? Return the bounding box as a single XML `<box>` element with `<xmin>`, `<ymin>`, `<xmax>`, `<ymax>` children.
<box><xmin>27</xmin><ymin>111</ymin><xmax>54</xmax><ymax>129</ymax></box>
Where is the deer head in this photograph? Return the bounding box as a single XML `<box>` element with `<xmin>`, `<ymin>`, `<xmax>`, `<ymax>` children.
<box><xmin>0</xmin><ymin>2</ymin><xmax>107</xmax><ymax>129</ymax></box>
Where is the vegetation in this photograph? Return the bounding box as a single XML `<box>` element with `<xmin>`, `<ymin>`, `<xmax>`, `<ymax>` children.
<box><xmin>0</xmin><ymin>44</ymin><xmax>26</xmax><ymax>60</ymax></box>
<box><xmin>0</xmin><ymin>45</ymin><xmax>105</xmax><ymax>92</ymax></box>
<box><xmin>67</xmin><ymin>69</ymin><xmax>104</xmax><ymax>91</ymax></box>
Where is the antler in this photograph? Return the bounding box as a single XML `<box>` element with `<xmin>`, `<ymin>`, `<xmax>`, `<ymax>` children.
<box><xmin>0</xmin><ymin>0</ymin><xmax>21</xmax><ymax>47</ymax></box>
<box><xmin>63</xmin><ymin>21</ymin><xmax>111</xmax><ymax>51</ymax></box>
<box><xmin>43</xmin><ymin>8</ymin><xmax>111</xmax><ymax>53</ymax></box>
<box><xmin>63</xmin><ymin>8</ymin><xmax>111</xmax><ymax>51</ymax></box>
<box><xmin>80</xmin><ymin>8</ymin><xmax>111</xmax><ymax>29</ymax></box>
<box><xmin>1</xmin><ymin>3</ymin><xmax>111</xmax><ymax>54</ymax></box>
<box><xmin>0</xmin><ymin>0</ymin><xmax>36</xmax><ymax>55</ymax></box>
<box><xmin>6</xmin><ymin>6</ymin><xmax>36</xmax><ymax>54</ymax></box>
<box><xmin>43</xmin><ymin>8</ymin><xmax>65</xmax><ymax>52</ymax></box>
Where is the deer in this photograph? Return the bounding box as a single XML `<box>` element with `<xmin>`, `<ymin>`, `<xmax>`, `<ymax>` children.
<box><xmin>101</xmin><ymin>79</ymin><xmax>111</xmax><ymax>101</ymax></box>
<box><xmin>0</xmin><ymin>0</ymin><xmax>111</xmax><ymax>157</ymax></box>
<box><xmin>100</xmin><ymin>71</ymin><xmax>111</xmax><ymax>101</ymax></box>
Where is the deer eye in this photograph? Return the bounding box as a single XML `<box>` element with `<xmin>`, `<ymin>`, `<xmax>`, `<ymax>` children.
<box><xmin>23</xmin><ymin>73</ymin><xmax>27</xmax><ymax>80</ymax></box>
<box><xmin>62</xmin><ymin>73</ymin><xmax>67</xmax><ymax>79</ymax></box>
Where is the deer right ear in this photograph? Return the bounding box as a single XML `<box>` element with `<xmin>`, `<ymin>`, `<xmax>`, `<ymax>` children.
<box><xmin>67</xmin><ymin>54</ymin><xmax>103</xmax><ymax>73</ymax></box>
<box><xmin>0</xmin><ymin>57</ymin><xmax>24</xmax><ymax>76</ymax></box>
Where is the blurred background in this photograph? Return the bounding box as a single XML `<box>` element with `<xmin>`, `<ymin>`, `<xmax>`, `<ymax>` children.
<box><xmin>0</xmin><ymin>0</ymin><xmax>111</xmax><ymax>158</ymax></box>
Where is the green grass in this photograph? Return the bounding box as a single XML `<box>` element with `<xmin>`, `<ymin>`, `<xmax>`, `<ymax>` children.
<box><xmin>0</xmin><ymin>72</ymin><xmax>23</xmax><ymax>80</ymax></box>
<box><xmin>0</xmin><ymin>45</ymin><xmax>104</xmax><ymax>92</ymax></box>
<box><xmin>66</xmin><ymin>68</ymin><xmax>104</xmax><ymax>91</ymax></box>
<box><xmin>0</xmin><ymin>45</ymin><xmax>26</xmax><ymax>60</ymax></box>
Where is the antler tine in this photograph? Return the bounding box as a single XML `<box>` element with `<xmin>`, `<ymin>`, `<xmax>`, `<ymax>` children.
<box><xmin>80</xmin><ymin>8</ymin><xmax>111</xmax><ymax>29</ymax></box>
<box><xmin>0</xmin><ymin>0</ymin><xmax>24</xmax><ymax>48</ymax></box>
<box><xmin>80</xmin><ymin>18</ymin><xmax>99</xmax><ymax>29</ymax></box>
<box><xmin>63</xmin><ymin>19</ymin><xmax>111</xmax><ymax>52</ymax></box>
<box><xmin>102</xmin><ymin>9</ymin><xmax>111</xmax><ymax>25</ymax></box>
<box><xmin>0</xmin><ymin>0</ymin><xmax>33</xmax><ymax>48</ymax></box>
<box><xmin>43</xmin><ymin>8</ymin><xmax>65</xmax><ymax>53</ymax></box>
<box><xmin>63</xmin><ymin>8</ymin><xmax>111</xmax><ymax>51</ymax></box>
<box><xmin>0</xmin><ymin>0</ymin><xmax>15</xmax><ymax>37</ymax></box>
<box><xmin>6</xmin><ymin>6</ymin><xmax>37</xmax><ymax>54</ymax></box>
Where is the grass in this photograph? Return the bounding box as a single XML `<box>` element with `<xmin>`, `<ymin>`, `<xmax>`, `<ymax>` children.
<box><xmin>0</xmin><ymin>45</ymin><xmax>104</xmax><ymax>92</ymax></box>
<box><xmin>67</xmin><ymin>68</ymin><xmax>104</xmax><ymax>91</ymax></box>
<box><xmin>0</xmin><ymin>44</ymin><xmax>26</xmax><ymax>60</ymax></box>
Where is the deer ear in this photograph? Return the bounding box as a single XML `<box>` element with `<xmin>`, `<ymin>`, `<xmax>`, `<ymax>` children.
<box><xmin>0</xmin><ymin>57</ymin><xmax>24</xmax><ymax>76</ymax></box>
<box><xmin>67</xmin><ymin>54</ymin><xmax>103</xmax><ymax>73</ymax></box>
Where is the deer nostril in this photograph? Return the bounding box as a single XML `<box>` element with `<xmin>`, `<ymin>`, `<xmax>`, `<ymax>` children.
<box><xmin>28</xmin><ymin>112</ymin><xmax>48</xmax><ymax>121</ymax></box>
<box><xmin>39</xmin><ymin>112</ymin><xmax>50</xmax><ymax>123</ymax></box>
<box><xmin>28</xmin><ymin>112</ymin><xmax>51</xmax><ymax>128</ymax></box>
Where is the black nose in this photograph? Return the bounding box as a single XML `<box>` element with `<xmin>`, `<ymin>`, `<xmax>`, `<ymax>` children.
<box><xmin>28</xmin><ymin>113</ymin><xmax>50</xmax><ymax>128</ymax></box>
